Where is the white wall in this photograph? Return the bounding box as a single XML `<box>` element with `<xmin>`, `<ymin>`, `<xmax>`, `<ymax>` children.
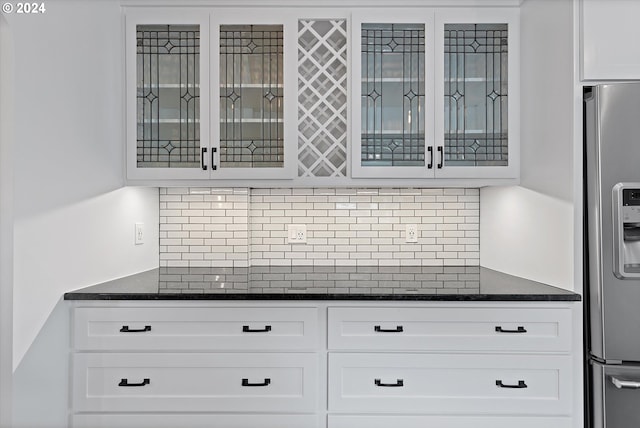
<box><xmin>481</xmin><ymin>0</ymin><xmax>575</xmax><ymax>290</ymax></box>
<box><xmin>0</xmin><ymin>14</ymin><xmax>14</xmax><ymax>428</ymax></box>
<box><xmin>5</xmin><ymin>1</ymin><xmax>159</xmax><ymax>426</ymax></box>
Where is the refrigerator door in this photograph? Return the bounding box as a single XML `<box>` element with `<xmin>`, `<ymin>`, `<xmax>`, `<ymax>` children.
<box><xmin>585</xmin><ymin>84</ymin><xmax>640</xmax><ymax>361</ymax></box>
<box><xmin>590</xmin><ymin>361</ymin><xmax>640</xmax><ymax>428</ymax></box>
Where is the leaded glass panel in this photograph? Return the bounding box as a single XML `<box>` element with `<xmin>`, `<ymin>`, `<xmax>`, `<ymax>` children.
<box><xmin>136</xmin><ymin>25</ymin><xmax>200</xmax><ymax>168</ymax></box>
<box><xmin>361</xmin><ymin>23</ymin><xmax>425</xmax><ymax>167</ymax></box>
<box><xmin>220</xmin><ymin>25</ymin><xmax>284</xmax><ymax>168</ymax></box>
<box><xmin>444</xmin><ymin>23</ymin><xmax>508</xmax><ymax>167</ymax></box>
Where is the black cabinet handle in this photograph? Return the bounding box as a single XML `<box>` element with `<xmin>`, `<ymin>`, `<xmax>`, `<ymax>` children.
<box><xmin>120</xmin><ymin>325</ymin><xmax>151</xmax><ymax>333</ymax></box>
<box><xmin>437</xmin><ymin>146</ymin><xmax>443</xmax><ymax>169</ymax></box>
<box><xmin>375</xmin><ymin>378</ymin><xmax>404</xmax><ymax>387</ymax></box>
<box><xmin>118</xmin><ymin>378</ymin><xmax>150</xmax><ymax>387</ymax></box>
<box><xmin>211</xmin><ymin>147</ymin><xmax>217</xmax><ymax>171</ymax></box>
<box><xmin>201</xmin><ymin>147</ymin><xmax>208</xmax><ymax>170</ymax></box>
<box><xmin>427</xmin><ymin>146</ymin><xmax>433</xmax><ymax>169</ymax></box>
<box><xmin>374</xmin><ymin>325</ymin><xmax>403</xmax><ymax>333</ymax></box>
<box><xmin>242</xmin><ymin>325</ymin><xmax>272</xmax><ymax>333</ymax></box>
<box><xmin>495</xmin><ymin>326</ymin><xmax>527</xmax><ymax>333</ymax></box>
<box><xmin>496</xmin><ymin>380</ymin><xmax>527</xmax><ymax>389</ymax></box>
<box><xmin>242</xmin><ymin>378</ymin><xmax>271</xmax><ymax>387</ymax></box>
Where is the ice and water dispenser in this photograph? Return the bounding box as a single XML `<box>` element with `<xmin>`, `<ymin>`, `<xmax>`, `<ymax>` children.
<box><xmin>613</xmin><ymin>183</ymin><xmax>640</xmax><ymax>278</ymax></box>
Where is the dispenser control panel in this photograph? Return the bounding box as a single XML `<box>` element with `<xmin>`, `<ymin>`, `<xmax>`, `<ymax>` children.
<box><xmin>613</xmin><ymin>183</ymin><xmax>640</xmax><ymax>278</ymax></box>
<box><xmin>622</xmin><ymin>189</ymin><xmax>640</xmax><ymax>223</ymax></box>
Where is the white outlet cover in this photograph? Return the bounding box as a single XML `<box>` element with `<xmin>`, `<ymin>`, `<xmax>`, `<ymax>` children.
<box><xmin>135</xmin><ymin>222</ymin><xmax>144</xmax><ymax>245</ymax></box>
<box><xmin>405</xmin><ymin>224</ymin><xmax>418</xmax><ymax>243</ymax></box>
<box><xmin>287</xmin><ymin>224</ymin><xmax>307</xmax><ymax>243</ymax></box>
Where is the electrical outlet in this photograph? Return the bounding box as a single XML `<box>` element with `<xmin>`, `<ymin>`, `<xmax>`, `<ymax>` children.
<box><xmin>405</xmin><ymin>224</ymin><xmax>418</xmax><ymax>243</ymax></box>
<box><xmin>287</xmin><ymin>224</ymin><xmax>307</xmax><ymax>243</ymax></box>
<box><xmin>135</xmin><ymin>223</ymin><xmax>144</xmax><ymax>245</ymax></box>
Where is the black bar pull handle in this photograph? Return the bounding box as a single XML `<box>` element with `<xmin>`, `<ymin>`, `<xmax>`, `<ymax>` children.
<box><xmin>437</xmin><ymin>146</ymin><xmax>443</xmax><ymax>169</ymax></box>
<box><xmin>495</xmin><ymin>326</ymin><xmax>527</xmax><ymax>333</ymax></box>
<box><xmin>242</xmin><ymin>325</ymin><xmax>272</xmax><ymax>333</ymax></box>
<box><xmin>375</xmin><ymin>378</ymin><xmax>404</xmax><ymax>387</ymax></box>
<box><xmin>374</xmin><ymin>325</ymin><xmax>403</xmax><ymax>333</ymax></box>
<box><xmin>496</xmin><ymin>380</ymin><xmax>527</xmax><ymax>389</ymax></box>
<box><xmin>120</xmin><ymin>325</ymin><xmax>151</xmax><ymax>333</ymax></box>
<box><xmin>119</xmin><ymin>378</ymin><xmax>150</xmax><ymax>387</ymax></box>
<box><xmin>242</xmin><ymin>378</ymin><xmax>271</xmax><ymax>387</ymax></box>
<box><xmin>201</xmin><ymin>147</ymin><xmax>208</xmax><ymax>170</ymax></box>
<box><xmin>427</xmin><ymin>146</ymin><xmax>433</xmax><ymax>169</ymax></box>
<box><xmin>211</xmin><ymin>147</ymin><xmax>217</xmax><ymax>171</ymax></box>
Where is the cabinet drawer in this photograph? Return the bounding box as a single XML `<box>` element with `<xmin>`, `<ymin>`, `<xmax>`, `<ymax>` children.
<box><xmin>72</xmin><ymin>414</ymin><xmax>319</xmax><ymax>428</ymax></box>
<box><xmin>73</xmin><ymin>306</ymin><xmax>318</xmax><ymax>351</ymax></box>
<box><xmin>73</xmin><ymin>353</ymin><xmax>317</xmax><ymax>413</ymax></box>
<box><xmin>328</xmin><ymin>415</ymin><xmax>572</xmax><ymax>428</ymax></box>
<box><xmin>328</xmin><ymin>353</ymin><xmax>572</xmax><ymax>415</ymax></box>
<box><xmin>328</xmin><ymin>307</ymin><xmax>571</xmax><ymax>352</ymax></box>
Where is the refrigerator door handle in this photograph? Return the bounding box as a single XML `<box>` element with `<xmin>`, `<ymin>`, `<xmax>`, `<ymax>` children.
<box><xmin>611</xmin><ymin>376</ymin><xmax>640</xmax><ymax>389</ymax></box>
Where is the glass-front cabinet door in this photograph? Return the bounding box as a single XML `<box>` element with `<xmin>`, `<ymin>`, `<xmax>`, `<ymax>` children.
<box><xmin>126</xmin><ymin>9</ymin><xmax>210</xmax><ymax>180</ymax></box>
<box><xmin>210</xmin><ymin>10</ymin><xmax>297</xmax><ymax>180</ymax></box>
<box><xmin>351</xmin><ymin>11</ymin><xmax>435</xmax><ymax>178</ymax></box>
<box><xmin>126</xmin><ymin>9</ymin><xmax>296</xmax><ymax>181</ymax></box>
<box><xmin>352</xmin><ymin>8</ymin><xmax>518</xmax><ymax>181</ymax></box>
<box><xmin>434</xmin><ymin>9</ymin><xmax>519</xmax><ymax>179</ymax></box>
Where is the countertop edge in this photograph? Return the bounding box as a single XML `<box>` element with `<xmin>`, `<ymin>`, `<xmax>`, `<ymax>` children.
<box><xmin>62</xmin><ymin>266</ymin><xmax>582</xmax><ymax>302</ymax></box>
<box><xmin>64</xmin><ymin>292</ymin><xmax>581</xmax><ymax>302</ymax></box>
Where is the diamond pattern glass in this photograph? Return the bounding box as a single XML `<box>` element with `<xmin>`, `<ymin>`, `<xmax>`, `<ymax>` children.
<box><xmin>361</xmin><ymin>23</ymin><xmax>425</xmax><ymax>167</ymax></box>
<box><xmin>444</xmin><ymin>23</ymin><xmax>508</xmax><ymax>166</ymax></box>
<box><xmin>136</xmin><ymin>25</ymin><xmax>200</xmax><ymax>168</ymax></box>
<box><xmin>220</xmin><ymin>25</ymin><xmax>284</xmax><ymax>168</ymax></box>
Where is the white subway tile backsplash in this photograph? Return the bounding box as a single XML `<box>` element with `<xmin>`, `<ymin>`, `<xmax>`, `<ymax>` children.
<box><xmin>159</xmin><ymin>188</ymin><xmax>480</xmax><ymax>267</ymax></box>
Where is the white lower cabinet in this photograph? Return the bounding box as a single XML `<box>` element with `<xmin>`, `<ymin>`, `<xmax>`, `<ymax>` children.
<box><xmin>70</xmin><ymin>304</ymin><xmax>321</xmax><ymax>428</ymax></box>
<box><xmin>72</xmin><ymin>414</ymin><xmax>319</xmax><ymax>428</ymax></box>
<box><xmin>327</xmin><ymin>415</ymin><xmax>572</xmax><ymax>428</ymax></box>
<box><xmin>73</xmin><ymin>353</ymin><xmax>317</xmax><ymax>413</ymax></box>
<box><xmin>70</xmin><ymin>302</ymin><xmax>577</xmax><ymax>428</ymax></box>
<box><xmin>328</xmin><ymin>353</ymin><xmax>572</xmax><ymax>415</ymax></box>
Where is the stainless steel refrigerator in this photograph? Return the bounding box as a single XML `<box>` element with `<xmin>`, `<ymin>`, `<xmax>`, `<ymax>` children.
<box><xmin>585</xmin><ymin>83</ymin><xmax>640</xmax><ymax>428</ymax></box>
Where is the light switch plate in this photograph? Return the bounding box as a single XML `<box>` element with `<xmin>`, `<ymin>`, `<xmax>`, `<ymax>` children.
<box><xmin>135</xmin><ymin>222</ymin><xmax>144</xmax><ymax>245</ymax></box>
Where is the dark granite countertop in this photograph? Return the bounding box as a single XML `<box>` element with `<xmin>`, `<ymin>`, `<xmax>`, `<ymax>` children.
<box><xmin>63</xmin><ymin>266</ymin><xmax>581</xmax><ymax>301</ymax></box>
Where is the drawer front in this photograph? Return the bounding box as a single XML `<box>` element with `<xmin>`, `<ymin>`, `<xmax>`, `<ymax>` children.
<box><xmin>328</xmin><ymin>307</ymin><xmax>571</xmax><ymax>352</ymax></box>
<box><xmin>328</xmin><ymin>353</ymin><xmax>572</xmax><ymax>415</ymax></box>
<box><xmin>72</xmin><ymin>414</ymin><xmax>320</xmax><ymax>428</ymax></box>
<box><xmin>73</xmin><ymin>306</ymin><xmax>318</xmax><ymax>351</ymax></box>
<box><xmin>328</xmin><ymin>415</ymin><xmax>572</xmax><ymax>428</ymax></box>
<box><xmin>73</xmin><ymin>353</ymin><xmax>317</xmax><ymax>413</ymax></box>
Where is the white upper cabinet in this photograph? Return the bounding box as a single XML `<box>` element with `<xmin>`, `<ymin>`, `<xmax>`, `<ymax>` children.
<box><xmin>434</xmin><ymin>8</ymin><xmax>519</xmax><ymax>179</ymax></box>
<box><xmin>126</xmin><ymin>5</ymin><xmax>520</xmax><ymax>185</ymax></box>
<box><xmin>210</xmin><ymin>9</ymin><xmax>297</xmax><ymax>180</ymax></box>
<box><xmin>581</xmin><ymin>0</ymin><xmax>640</xmax><ymax>80</ymax></box>
<box><xmin>126</xmin><ymin>8</ymin><xmax>296</xmax><ymax>181</ymax></box>
<box><xmin>351</xmin><ymin>10</ymin><xmax>435</xmax><ymax>179</ymax></box>
<box><xmin>125</xmin><ymin>9</ymin><xmax>211</xmax><ymax>180</ymax></box>
<box><xmin>352</xmin><ymin>8</ymin><xmax>519</xmax><ymax>180</ymax></box>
